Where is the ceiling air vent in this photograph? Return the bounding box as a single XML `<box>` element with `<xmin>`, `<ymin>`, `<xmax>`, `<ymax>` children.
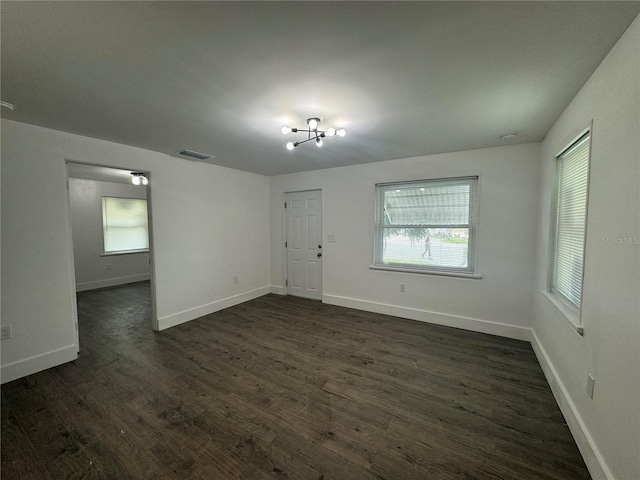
<box><xmin>177</xmin><ymin>149</ymin><xmax>214</xmax><ymax>161</ymax></box>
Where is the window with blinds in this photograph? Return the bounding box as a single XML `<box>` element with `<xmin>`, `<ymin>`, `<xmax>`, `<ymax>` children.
<box><xmin>102</xmin><ymin>197</ymin><xmax>149</xmax><ymax>254</ymax></box>
<box><xmin>551</xmin><ymin>131</ymin><xmax>591</xmax><ymax>310</ymax></box>
<box><xmin>374</xmin><ymin>176</ymin><xmax>479</xmax><ymax>275</ymax></box>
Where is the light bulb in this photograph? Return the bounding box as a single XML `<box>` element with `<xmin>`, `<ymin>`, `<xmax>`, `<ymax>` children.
<box><xmin>316</xmin><ymin>138</ymin><xmax>323</xmax><ymax>147</ymax></box>
<box><xmin>142</xmin><ymin>176</ymin><xmax>149</xmax><ymax>186</ymax></box>
<box><xmin>336</xmin><ymin>128</ymin><xmax>346</xmax><ymax>137</ymax></box>
<box><xmin>325</xmin><ymin>127</ymin><xmax>336</xmax><ymax>137</ymax></box>
<box><xmin>132</xmin><ymin>175</ymin><xmax>141</xmax><ymax>185</ymax></box>
<box><xmin>308</xmin><ymin>118</ymin><xmax>319</xmax><ymax>130</ymax></box>
<box><xmin>286</xmin><ymin>142</ymin><xmax>295</xmax><ymax>150</ymax></box>
<box><xmin>281</xmin><ymin>126</ymin><xmax>292</xmax><ymax>135</ymax></box>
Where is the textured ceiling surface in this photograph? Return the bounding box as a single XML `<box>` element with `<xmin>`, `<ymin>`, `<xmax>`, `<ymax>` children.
<box><xmin>2</xmin><ymin>2</ymin><xmax>639</xmax><ymax>175</ymax></box>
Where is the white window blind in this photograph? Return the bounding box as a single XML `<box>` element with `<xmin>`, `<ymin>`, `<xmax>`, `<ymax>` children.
<box><xmin>102</xmin><ymin>197</ymin><xmax>149</xmax><ymax>254</ymax></box>
<box><xmin>551</xmin><ymin>132</ymin><xmax>590</xmax><ymax>309</ymax></box>
<box><xmin>374</xmin><ymin>177</ymin><xmax>479</xmax><ymax>275</ymax></box>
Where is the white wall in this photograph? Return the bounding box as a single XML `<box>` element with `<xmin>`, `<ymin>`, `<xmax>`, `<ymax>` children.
<box><xmin>270</xmin><ymin>143</ymin><xmax>540</xmax><ymax>340</ymax></box>
<box><xmin>531</xmin><ymin>15</ymin><xmax>639</xmax><ymax>480</ymax></box>
<box><xmin>69</xmin><ymin>178</ymin><xmax>150</xmax><ymax>291</ymax></box>
<box><xmin>1</xmin><ymin>120</ymin><xmax>271</xmax><ymax>383</ymax></box>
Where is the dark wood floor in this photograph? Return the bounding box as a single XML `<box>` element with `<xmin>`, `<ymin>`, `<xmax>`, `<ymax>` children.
<box><xmin>1</xmin><ymin>282</ymin><xmax>590</xmax><ymax>480</ymax></box>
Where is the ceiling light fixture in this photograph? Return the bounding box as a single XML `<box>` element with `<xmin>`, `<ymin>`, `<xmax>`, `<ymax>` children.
<box><xmin>131</xmin><ymin>172</ymin><xmax>148</xmax><ymax>186</ymax></box>
<box><xmin>282</xmin><ymin>117</ymin><xmax>346</xmax><ymax>150</ymax></box>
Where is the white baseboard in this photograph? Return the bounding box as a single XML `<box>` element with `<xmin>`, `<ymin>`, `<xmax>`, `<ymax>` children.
<box><xmin>157</xmin><ymin>286</ymin><xmax>271</xmax><ymax>331</ymax></box>
<box><xmin>76</xmin><ymin>273</ymin><xmax>151</xmax><ymax>292</ymax></box>
<box><xmin>323</xmin><ymin>294</ymin><xmax>532</xmax><ymax>341</ymax></box>
<box><xmin>1</xmin><ymin>344</ymin><xmax>78</xmax><ymax>384</ymax></box>
<box><xmin>531</xmin><ymin>330</ymin><xmax>610</xmax><ymax>480</ymax></box>
<box><xmin>270</xmin><ymin>285</ymin><xmax>285</xmax><ymax>295</ymax></box>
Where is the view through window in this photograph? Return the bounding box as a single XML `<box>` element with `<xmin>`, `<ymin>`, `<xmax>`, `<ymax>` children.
<box><xmin>374</xmin><ymin>177</ymin><xmax>478</xmax><ymax>275</ymax></box>
<box><xmin>102</xmin><ymin>196</ymin><xmax>149</xmax><ymax>254</ymax></box>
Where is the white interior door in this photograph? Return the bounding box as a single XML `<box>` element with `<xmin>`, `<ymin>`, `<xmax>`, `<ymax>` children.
<box><xmin>286</xmin><ymin>190</ymin><xmax>322</xmax><ymax>300</ymax></box>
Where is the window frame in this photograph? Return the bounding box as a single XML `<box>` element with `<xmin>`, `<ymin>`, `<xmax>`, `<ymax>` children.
<box><xmin>101</xmin><ymin>196</ymin><xmax>150</xmax><ymax>255</ymax></box>
<box><xmin>547</xmin><ymin>127</ymin><xmax>592</xmax><ymax>334</ymax></box>
<box><xmin>372</xmin><ymin>176</ymin><xmax>480</xmax><ymax>278</ymax></box>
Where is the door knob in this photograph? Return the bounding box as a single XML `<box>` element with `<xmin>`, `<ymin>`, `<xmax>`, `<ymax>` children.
<box><xmin>317</xmin><ymin>252</ymin><xmax>322</xmax><ymax>257</ymax></box>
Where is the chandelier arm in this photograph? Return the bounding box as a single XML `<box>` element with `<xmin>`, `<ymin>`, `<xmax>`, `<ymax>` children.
<box><xmin>293</xmin><ymin>129</ymin><xmax>326</xmax><ymax>134</ymax></box>
<box><xmin>295</xmin><ymin>135</ymin><xmax>322</xmax><ymax>146</ymax></box>
<box><xmin>290</xmin><ymin>128</ymin><xmax>327</xmax><ymax>134</ymax></box>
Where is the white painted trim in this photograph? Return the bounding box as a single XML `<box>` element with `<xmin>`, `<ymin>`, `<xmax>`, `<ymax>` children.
<box><xmin>541</xmin><ymin>290</ymin><xmax>584</xmax><ymax>336</ymax></box>
<box><xmin>1</xmin><ymin>344</ymin><xmax>78</xmax><ymax>384</ymax></box>
<box><xmin>100</xmin><ymin>249</ymin><xmax>149</xmax><ymax>257</ymax></box>
<box><xmin>157</xmin><ymin>286</ymin><xmax>270</xmax><ymax>331</ymax></box>
<box><xmin>369</xmin><ymin>264</ymin><xmax>483</xmax><ymax>279</ymax></box>
<box><xmin>323</xmin><ymin>294</ymin><xmax>532</xmax><ymax>341</ymax></box>
<box><xmin>281</xmin><ymin>191</ymin><xmax>288</xmax><ymax>295</ymax></box>
<box><xmin>76</xmin><ymin>273</ymin><xmax>151</xmax><ymax>292</ymax></box>
<box><xmin>270</xmin><ymin>285</ymin><xmax>286</xmax><ymax>295</ymax></box>
<box><xmin>145</xmin><ymin>177</ymin><xmax>160</xmax><ymax>331</ymax></box>
<box><xmin>64</xmin><ymin>162</ymin><xmax>81</xmax><ymax>363</ymax></box>
<box><xmin>530</xmin><ymin>330</ymin><xmax>610</xmax><ymax>480</ymax></box>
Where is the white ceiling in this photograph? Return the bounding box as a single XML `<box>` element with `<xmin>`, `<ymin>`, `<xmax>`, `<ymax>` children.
<box><xmin>2</xmin><ymin>2</ymin><xmax>639</xmax><ymax>176</ymax></box>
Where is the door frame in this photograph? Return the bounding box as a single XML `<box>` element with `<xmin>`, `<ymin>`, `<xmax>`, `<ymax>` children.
<box><xmin>282</xmin><ymin>189</ymin><xmax>323</xmax><ymax>299</ymax></box>
<box><xmin>64</xmin><ymin>160</ymin><xmax>160</xmax><ymax>341</ymax></box>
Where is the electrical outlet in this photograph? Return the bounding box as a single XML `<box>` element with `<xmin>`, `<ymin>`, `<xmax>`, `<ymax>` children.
<box><xmin>1</xmin><ymin>326</ymin><xmax>12</xmax><ymax>340</ymax></box>
<box><xmin>106</xmin><ymin>263</ymin><xmax>112</xmax><ymax>271</ymax></box>
<box><xmin>399</xmin><ymin>283</ymin><xmax>406</xmax><ymax>293</ymax></box>
<box><xmin>586</xmin><ymin>374</ymin><xmax>595</xmax><ymax>399</ymax></box>
<box><xmin>233</xmin><ymin>276</ymin><xmax>238</xmax><ymax>284</ymax></box>
<box><xmin>328</xmin><ymin>235</ymin><xmax>336</xmax><ymax>243</ymax></box>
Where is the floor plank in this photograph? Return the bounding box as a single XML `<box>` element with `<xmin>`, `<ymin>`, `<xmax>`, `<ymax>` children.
<box><xmin>1</xmin><ymin>282</ymin><xmax>590</xmax><ymax>479</ymax></box>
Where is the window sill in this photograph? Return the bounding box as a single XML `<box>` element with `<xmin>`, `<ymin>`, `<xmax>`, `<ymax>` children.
<box><xmin>101</xmin><ymin>250</ymin><xmax>149</xmax><ymax>257</ymax></box>
<box><xmin>541</xmin><ymin>291</ymin><xmax>584</xmax><ymax>336</ymax></box>
<box><xmin>369</xmin><ymin>264</ymin><xmax>482</xmax><ymax>279</ymax></box>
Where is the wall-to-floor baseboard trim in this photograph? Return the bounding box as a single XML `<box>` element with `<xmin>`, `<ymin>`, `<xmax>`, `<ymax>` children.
<box><xmin>270</xmin><ymin>285</ymin><xmax>285</xmax><ymax>295</ymax></box>
<box><xmin>323</xmin><ymin>294</ymin><xmax>532</xmax><ymax>341</ymax></box>
<box><xmin>76</xmin><ymin>273</ymin><xmax>151</xmax><ymax>292</ymax></box>
<box><xmin>531</xmin><ymin>330</ymin><xmax>610</xmax><ymax>480</ymax></box>
<box><xmin>157</xmin><ymin>286</ymin><xmax>271</xmax><ymax>331</ymax></box>
<box><xmin>1</xmin><ymin>344</ymin><xmax>78</xmax><ymax>384</ymax></box>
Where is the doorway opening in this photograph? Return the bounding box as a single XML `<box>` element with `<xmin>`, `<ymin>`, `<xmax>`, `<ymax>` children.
<box><xmin>65</xmin><ymin>162</ymin><xmax>158</xmax><ymax>354</ymax></box>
